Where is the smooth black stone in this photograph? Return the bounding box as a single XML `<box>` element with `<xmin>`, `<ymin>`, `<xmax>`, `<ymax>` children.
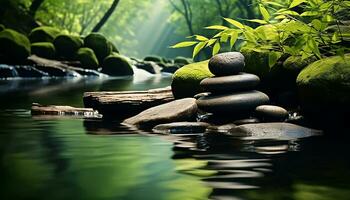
<box><xmin>200</xmin><ymin>73</ymin><xmax>260</xmax><ymax>93</ymax></box>
<box><xmin>152</xmin><ymin>122</ymin><xmax>210</xmax><ymax>134</ymax></box>
<box><xmin>255</xmin><ymin>105</ymin><xmax>289</xmax><ymax>122</ymax></box>
<box><xmin>209</xmin><ymin>52</ymin><xmax>245</xmax><ymax>76</ymax></box>
<box><xmin>228</xmin><ymin>123</ymin><xmax>322</xmax><ymax>140</ymax></box>
<box><xmin>196</xmin><ymin>90</ymin><xmax>270</xmax><ymax>114</ymax></box>
<box><xmin>0</xmin><ymin>64</ymin><xmax>18</xmax><ymax>78</ymax></box>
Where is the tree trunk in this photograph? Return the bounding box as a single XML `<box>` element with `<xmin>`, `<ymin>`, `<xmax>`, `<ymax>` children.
<box><xmin>92</xmin><ymin>0</ymin><xmax>120</xmax><ymax>32</ymax></box>
<box><xmin>29</xmin><ymin>0</ymin><xmax>45</xmax><ymax>17</ymax></box>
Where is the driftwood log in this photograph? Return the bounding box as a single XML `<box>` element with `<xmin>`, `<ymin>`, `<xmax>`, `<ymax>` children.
<box><xmin>31</xmin><ymin>103</ymin><xmax>98</xmax><ymax>116</ymax></box>
<box><xmin>83</xmin><ymin>87</ymin><xmax>174</xmax><ymax>118</ymax></box>
<box><xmin>28</xmin><ymin>55</ymin><xmax>102</xmax><ymax>76</ymax></box>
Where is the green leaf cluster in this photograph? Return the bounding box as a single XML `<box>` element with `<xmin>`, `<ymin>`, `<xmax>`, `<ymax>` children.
<box><xmin>172</xmin><ymin>0</ymin><xmax>350</xmax><ymax>67</ymax></box>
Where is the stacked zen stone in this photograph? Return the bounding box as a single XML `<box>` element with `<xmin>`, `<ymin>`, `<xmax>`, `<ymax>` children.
<box><xmin>196</xmin><ymin>52</ymin><xmax>270</xmax><ymax>118</ymax></box>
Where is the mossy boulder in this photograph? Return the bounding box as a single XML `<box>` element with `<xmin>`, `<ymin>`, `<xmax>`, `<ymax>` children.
<box><xmin>240</xmin><ymin>47</ymin><xmax>270</xmax><ymax>78</ymax></box>
<box><xmin>109</xmin><ymin>41</ymin><xmax>119</xmax><ymax>53</ymax></box>
<box><xmin>296</xmin><ymin>55</ymin><xmax>350</xmax><ymax>123</ymax></box>
<box><xmin>84</xmin><ymin>33</ymin><xmax>112</xmax><ymax>62</ymax></box>
<box><xmin>76</xmin><ymin>47</ymin><xmax>99</xmax><ymax>70</ymax></box>
<box><xmin>29</xmin><ymin>26</ymin><xmax>61</xmax><ymax>43</ymax></box>
<box><xmin>0</xmin><ymin>29</ymin><xmax>31</xmax><ymax>62</ymax></box>
<box><xmin>0</xmin><ymin>24</ymin><xmax>5</xmax><ymax>32</ymax></box>
<box><xmin>31</xmin><ymin>42</ymin><xmax>55</xmax><ymax>59</ymax></box>
<box><xmin>144</xmin><ymin>55</ymin><xmax>162</xmax><ymax>63</ymax></box>
<box><xmin>53</xmin><ymin>34</ymin><xmax>83</xmax><ymax>60</ymax></box>
<box><xmin>171</xmin><ymin>60</ymin><xmax>214</xmax><ymax>99</ymax></box>
<box><xmin>174</xmin><ymin>56</ymin><xmax>192</xmax><ymax>66</ymax></box>
<box><xmin>101</xmin><ymin>55</ymin><xmax>134</xmax><ymax>76</ymax></box>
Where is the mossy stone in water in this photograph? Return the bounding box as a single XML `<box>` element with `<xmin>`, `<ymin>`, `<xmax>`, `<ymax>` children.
<box><xmin>29</xmin><ymin>26</ymin><xmax>61</xmax><ymax>43</ymax></box>
<box><xmin>76</xmin><ymin>47</ymin><xmax>99</xmax><ymax>70</ymax></box>
<box><xmin>171</xmin><ymin>60</ymin><xmax>214</xmax><ymax>99</ymax></box>
<box><xmin>31</xmin><ymin>42</ymin><xmax>55</xmax><ymax>59</ymax></box>
<box><xmin>174</xmin><ymin>56</ymin><xmax>192</xmax><ymax>65</ymax></box>
<box><xmin>297</xmin><ymin>54</ymin><xmax>350</xmax><ymax>113</ymax></box>
<box><xmin>240</xmin><ymin>47</ymin><xmax>270</xmax><ymax>78</ymax></box>
<box><xmin>53</xmin><ymin>34</ymin><xmax>83</xmax><ymax>60</ymax></box>
<box><xmin>0</xmin><ymin>24</ymin><xmax>5</xmax><ymax>32</ymax></box>
<box><xmin>109</xmin><ymin>41</ymin><xmax>119</xmax><ymax>53</ymax></box>
<box><xmin>0</xmin><ymin>29</ymin><xmax>31</xmax><ymax>62</ymax></box>
<box><xmin>101</xmin><ymin>55</ymin><xmax>133</xmax><ymax>76</ymax></box>
<box><xmin>144</xmin><ymin>55</ymin><xmax>162</xmax><ymax>63</ymax></box>
<box><xmin>84</xmin><ymin>33</ymin><xmax>112</xmax><ymax>62</ymax></box>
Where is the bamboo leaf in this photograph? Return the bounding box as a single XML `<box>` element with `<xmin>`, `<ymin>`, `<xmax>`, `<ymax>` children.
<box><xmin>247</xmin><ymin>19</ymin><xmax>268</xmax><ymax>24</ymax></box>
<box><xmin>205</xmin><ymin>25</ymin><xmax>229</xmax><ymax>30</ymax></box>
<box><xmin>259</xmin><ymin>4</ymin><xmax>270</xmax><ymax>21</ymax></box>
<box><xmin>230</xmin><ymin>31</ymin><xmax>238</xmax><ymax>48</ymax></box>
<box><xmin>264</xmin><ymin>2</ymin><xmax>284</xmax><ymax>7</ymax></box>
<box><xmin>195</xmin><ymin>35</ymin><xmax>209</xmax><ymax>41</ymax></box>
<box><xmin>307</xmin><ymin>37</ymin><xmax>321</xmax><ymax>59</ymax></box>
<box><xmin>278</xmin><ymin>10</ymin><xmax>300</xmax><ymax>16</ymax></box>
<box><xmin>206</xmin><ymin>39</ymin><xmax>217</xmax><ymax>47</ymax></box>
<box><xmin>289</xmin><ymin>0</ymin><xmax>306</xmax><ymax>8</ymax></box>
<box><xmin>300</xmin><ymin>11</ymin><xmax>319</xmax><ymax>17</ymax></box>
<box><xmin>212</xmin><ymin>42</ymin><xmax>221</xmax><ymax>56</ymax></box>
<box><xmin>268</xmin><ymin>51</ymin><xmax>283</xmax><ymax>68</ymax></box>
<box><xmin>220</xmin><ymin>33</ymin><xmax>229</xmax><ymax>43</ymax></box>
<box><xmin>193</xmin><ymin>42</ymin><xmax>207</xmax><ymax>58</ymax></box>
<box><xmin>224</xmin><ymin>18</ymin><xmax>244</xmax><ymax>29</ymax></box>
<box><xmin>171</xmin><ymin>41</ymin><xmax>198</xmax><ymax>48</ymax></box>
<box><xmin>311</xmin><ymin>19</ymin><xmax>322</xmax><ymax>30</ymax></box>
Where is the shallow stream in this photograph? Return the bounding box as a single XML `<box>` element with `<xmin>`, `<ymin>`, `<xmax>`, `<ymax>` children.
<box><xmin>0</xmin><ymin>76</ymin><xmax>349</xmax><ymax>200</ymax></box>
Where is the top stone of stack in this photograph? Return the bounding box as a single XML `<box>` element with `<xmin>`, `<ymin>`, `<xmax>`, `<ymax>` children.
<box><xmin>208</xmin><ymin>52</ymin><xmax>245</xmax><ymax>76</ymax></box>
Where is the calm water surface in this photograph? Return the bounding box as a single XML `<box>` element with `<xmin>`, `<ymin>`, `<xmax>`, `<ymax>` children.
<box><xmin>0</xmin><ymin>76</ymin><xmax>349</xmax><ymax>200</ymax></box>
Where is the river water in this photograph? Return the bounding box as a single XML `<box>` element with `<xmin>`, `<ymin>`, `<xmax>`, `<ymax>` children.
<box><xmin>0</xmin><ymin>75</ymin><xmax>349</xmax><ymax>200</ymax></box>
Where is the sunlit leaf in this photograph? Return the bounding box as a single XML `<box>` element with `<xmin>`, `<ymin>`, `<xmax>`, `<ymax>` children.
<box><xmin>311</xmin><ymin>19</ymin><xmax>322</xmax><ymax>30</ymax></box>
<box><xmin>193</xmin><ymin>42</ymin><xmax>207</xmax><ymax>58</ymax></box>
<box><xmin>300</xmin><ymin>11</ymin><xmax>319</xmax><ymax>16</ymax></box>
<box><xmin>264</xmin><ymin>2</ymin><xmax>284</xmax><ymax>7</ymax></box>
<box><xmin>259</xmin><ymin>4</ymin><xmax>270</xmax><ymax>21</ymax></box>
<box><xmin>289</xmin><ymin>0</ymin><xmax>306</xmax><ymax>8</ymax></box>
<box><xmin>247</xmin><ymin>19</ymin><xmax>268</xmax><ymax>24</ymax></box>
<box><xmin>171</xmin><ymin>41</ymin><xmax>198</xmax><ymax>48</ymax></box>
<box><xmin>206</xmin><ymin>39</ymin><xmax>217</xmax><ymax>47</ymax></box>
<box><xmin>268</xmin><ymin>51</ymin><xmax>283</xmax><ymax>68</ymax></box>
<box><xmin>212</xmin><ymin>42</ymin><xmax>221</xmax><ymax>56</ymax></box>
<box><xmin>224</xmin><ymin>18</ymin><xmax>244</xmax><ymax>29</ymax></box>
<box><xmin>220</xmin><ymin>33</ymin><xmax>229</xmax><ymax>43</ymax></box>
<box><xmin>278</xmin><ymin>10</ymin><xmax>300</xmax><ymax>16</ymax></box>
<box><xmin>195</xmin><ymin>35</ymin><xmax>209</xmax><ymax>41</ymax></box>
<box><xmin>275</xmin><ymin>15</ymin><xmax>287</xmax><ymax>20</ymax></box>
<box><xmin>205</xmin><ymin>25</ymin><xmax>229</xmax><ymax>30</ymax></box>
<box><xmin>307</xmin><ymin>37</ymin><xmax>321</xmax><ymax>59</ymax></box>
<box><xmin>230</xmin><ymin>31</ymin><xmax>238</xmax><ymax>48</ymax></box>
<box><xmin>341</xmin><ymin>1</ymin><xmax>350</xmax><ymax>7</ymax></box>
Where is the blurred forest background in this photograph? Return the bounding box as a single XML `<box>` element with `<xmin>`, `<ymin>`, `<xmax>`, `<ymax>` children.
<box><xmin>0</xmin><ymin>0</ymin><xmax>259</xmax><ymax>59</ymax></box>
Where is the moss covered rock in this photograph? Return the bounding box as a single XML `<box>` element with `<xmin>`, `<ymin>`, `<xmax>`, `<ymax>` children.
<box><xmin>84</xmin><ymin>33</ymin><xmax>112</xmax><ymax>62</ymax></box>
<box><xmin>53</xmin><ymin>34</ymin><xmax>83</xmax><ymax>60</ymax></box>
<box><xmin>171</xmin><ymin>60</ymin><xmax>214</xmax><ymax>99</ymax></box>
<box><xmin>0</xmin><ymin>24</ymin><xmax>5</xmax><ymax>32</ymax></box>
<box><xmin>29</xmin><ymin>26</ymin><xmax>61</xmax><ymax>43</ymax></box>
<box><xmin>101</xmin><ymin>55</ymin><xmax>133</xmax><ymax>76</ymax></box>
<box><xmin>240</xmin><ymin>48</ymin><xmax>270</xmax><ymax>78</ymax></box>
<box><xmin>297</xmin><ymin>55</ymin><xmax>350</xmax><ymax>119</ymax></box>
<box><xmin>144</xmin><ymin>56</ymin><xmax>162</xmax><ymax>63</ymax></box>
<box><xmin>109</xmin><ymin>41</ymin><xmax>119</xmax><ymax>53</ymax></box>
<box><xmin>0</xmin><ymin>29</ymin><xmax>31</xmax><ymax>62</ymax></box>
<box><xmin>31</xmin><ymin>42</ymin><xmax>55</xmax><ymax>59</ymax></box>
<box><xmin>76</xmin><ymin>47</ymin><xmax>99</xmax><ymax>70</ymax></box>
<box><xmin>174</xmin><ymin>56</ymin><xmax>192</xmax><ymax>66</ymax></box>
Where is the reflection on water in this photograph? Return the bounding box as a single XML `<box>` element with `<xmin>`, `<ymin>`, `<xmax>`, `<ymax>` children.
<box><xmin>0</xmin><ymin>76</ymin><xmax>350</xmax><ymax>200</ymax></box>
<box><xmin>0</xmin><ymin>75</ymin><xmax>172</xmax><ymax>109</ymax></box>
